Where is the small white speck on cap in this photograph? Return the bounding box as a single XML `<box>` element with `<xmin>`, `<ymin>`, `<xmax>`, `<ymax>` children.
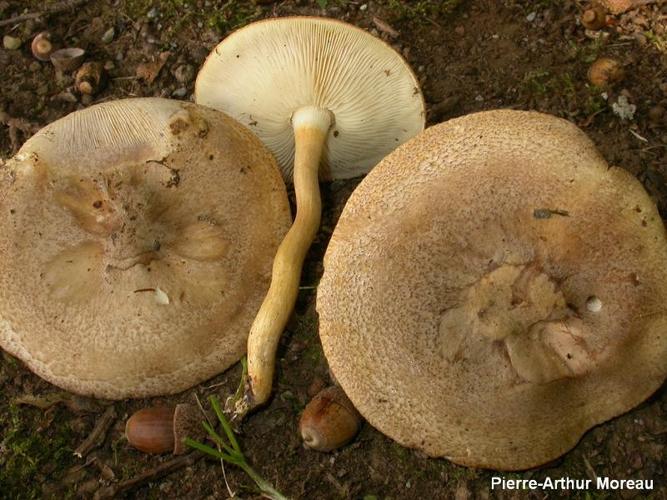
<box><xmin>155</xmin><ymin>287</ymin><xmax>170</xmax><ymax>305</ymax></box>
<box><xmin>586</xmin><ymin>296</ymin><xmax>602</xmax><ymax>312</ymax></box>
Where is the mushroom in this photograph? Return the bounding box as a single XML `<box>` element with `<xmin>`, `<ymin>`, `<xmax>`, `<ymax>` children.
<box><xmin>317</xmin><ymin>110</ymin><xmax>667</xmax><ymax>470</ymax></box>
<box><xmin>195</xmin><ymin>16</ymin><xmax>425</xmax><ymax>410</ymax></box>
<box><xmin>0</xmin><ymin>98</ymin><xmax>291</xmax><ymax>399</ymax></box>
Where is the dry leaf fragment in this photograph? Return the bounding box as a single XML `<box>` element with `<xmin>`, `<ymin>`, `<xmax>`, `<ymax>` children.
<box><xmin>372</xmin><ymin>16</ymin><xmax>400</xmax><ymax>38</ymax></box>
<box><xmin>599</xmin><ymin>0</ymin><xmax>655</xmax><ymax>15</ymax></box>
<box><xmin>136</xmin><ymin>51</ymin><xmax>171</xmax><ymax>84</ymax></box>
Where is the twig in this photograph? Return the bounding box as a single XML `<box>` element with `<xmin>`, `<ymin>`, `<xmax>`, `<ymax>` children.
<box><xmin>74</xmin><ymin>405</ymin><xmax>116</xmax><ymax>458</ymax></box>
<box><xmin>372</xmin><ymin>16</ymin><xmax>399</xmax><ymax>38</ymax></box>
<box><xmin>93</xmin><ymin>452</ymin><xmax>201</xmax><ymax>500</ymax></box>
<box><xmin>583</xmin><ymin>455</ymin><xmax>598</xmax><ymax>482</ymax></box>
<box><xmin>629</xmin><ymin>129</ymin><xmax>649</xmax><ymax>143</ymax></box>
<box><xmin>0</xmin><ymin>0</ymin><xmax>90</xmax><ymax>27</ymax></box>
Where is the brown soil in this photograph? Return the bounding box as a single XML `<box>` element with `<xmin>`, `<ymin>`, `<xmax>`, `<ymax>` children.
<box><xmin>1</xmin><ymin>0</ymin><xmax>666</xmax><ymax>499</ymax></box>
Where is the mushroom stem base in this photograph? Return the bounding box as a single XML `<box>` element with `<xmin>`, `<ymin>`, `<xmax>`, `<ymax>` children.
<box><xmin>246</xmin><ymin>106</ymin><xmax>333</xmax><ymax>408</ymax></box>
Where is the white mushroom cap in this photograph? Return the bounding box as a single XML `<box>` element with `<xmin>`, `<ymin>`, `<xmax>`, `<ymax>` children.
<box><xmin>317</xmin><ymin>110</ymin><xmax>667</xmax><ymax>470</ymax></box>
<box><xmin>195</xmin><ymin>16</ymin><xmax>425</xmax><ymax>181</ymax></box>
<box><xmin>0</xmin><ymin>98</ymin><xmax>291</xmax><ymax>399</ymax></box>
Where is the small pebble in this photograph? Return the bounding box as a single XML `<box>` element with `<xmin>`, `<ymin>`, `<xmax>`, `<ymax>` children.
<box><xmin>55</xmin><ymin>71</ymin><xmax>73</xmax><ymax>87</ymax></box>
<box><xmin>173</xmin><ymin>64</ymin><xmax>194</xmax><ymax>84</ymax></box>
<box><xmin>54</xmin><ymin>90</ymin><xmax>78</xmax><ymax>103</ymax></box>
<box><xmin>360</xmin><ymin>4</ymin><xmax>367</xmax><ymax>11</ymax></box>
<box><xmin>101</xmin><ymin>27</ymin><xmax>115</xmax><ymax>44</ymax></box>
<box><xmin>147</xmin><ymin>7</ymin><xmax>159</xmax><ymax>19</ymax></box>
<box><xmin>76</xmin><ymin>479</ymin><xmax>99</xmax><ymax>497</ymax></box>
<box><xmin>526</xmin><ymin>12</ymin><xmax>537</xmax><ymax>22</ymax></box>
<box><xmin>3</xmin><ymin>35</ymin><xmax>21</xmax><ymax>50</ymax></box>
<box><xmin>172</xmin><ymin>87</ymin><xmax>187</xmax><ymax>97</ymax></box>
<box><xmin>648</xmin><ymin>105</ymin><xmax>664</xmax><ymax>124</ymax></box>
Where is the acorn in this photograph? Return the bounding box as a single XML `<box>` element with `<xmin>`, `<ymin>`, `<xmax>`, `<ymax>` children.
<box><xmin>588</xmin><ymin>57</ymin><xmax>624</xmax><ymax>88</ymax></box>
<box><xmin>299</xmin><ymin>386</ymin><xmax>362</xmax><ymax>452</ymax></box>
<box><xmin>581</xmin><ymin>4</ymin><xmax>606</xmax><ymax>31</ymax></box>
<box><xmin>31</xmin><ymin>32</ymin><xmax>54</xmax><ymax>61</ymax></box>
<box><xmin>125</xmin><ymin>403</ymin><xmax>203</xmax><ymax>455</ymax></box>
<box><xmin>75</xmin><ymin>62</ymin><xmax>106</xmax><ymax>95</ymax></box>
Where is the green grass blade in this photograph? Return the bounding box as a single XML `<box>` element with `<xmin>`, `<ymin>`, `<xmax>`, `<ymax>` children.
<box><xmin>209</xmin><ymin>395</ymin><xmax>241</xmax><ymax>454</ymax></box>
<box><xmin>201</xmin><ymin>420</ymin><xmax>237</xmax><ymax>457</ymax></box>
<box><xmin>184</xmin><ymin>438</ymin><xmax>240</xmax><ymax>465</ymax></box>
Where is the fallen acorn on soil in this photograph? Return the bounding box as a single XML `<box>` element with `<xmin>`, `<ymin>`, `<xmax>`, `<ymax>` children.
<box><xmin>581</xmin><ymin>3</ymin><xmax>607</xmax><ymax>30</ymax></box>
<box><xmin>299</xmin><ymin>386</ymin><xmax>362</xmax><ymax>452</ymax></box>
<box><xmin>125</xmin><ymin>403</ymin><xmax>203</xmax><ymax>455</ymax></box>
<box><xmin>75</xmin><ymin>61</ymin><xmax>106</xmax><ymax>95</ymax></box>
<box><xmin>588</xmin><ymin>57</ymin><xmax>624</xmax><ymax>87</ymax></box>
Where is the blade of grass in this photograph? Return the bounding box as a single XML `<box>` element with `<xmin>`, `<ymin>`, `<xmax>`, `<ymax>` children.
<box><xmin>184</xmin><ymin>438</ymin><xmax>239</xmax><ymax>465</ymax></box>
<box><xmin>201</xmin><ymin>420</ymin><xmax>237</xmax><ymax>457</ymax></box>
<box><xmin>187</xmin><ymin>393</ymin><xmax>290</xmax><ymax>500</ymax></box>
<box><xmin>210</xmin><ymin>395</ymin><xmax>241</xmax><ymax>454</ymax></box>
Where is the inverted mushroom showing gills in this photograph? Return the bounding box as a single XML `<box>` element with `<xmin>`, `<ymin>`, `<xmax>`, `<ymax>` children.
<box><xmin>195</xmin><ymin>17</ymin><xmax>425</xmax><ymax>410</ymax></box>
<box><xmin>0</xmin><ymin>98</ymin><xmax>291</xmax><ymax>399</ymax></box>
<box><xmin>317</xmin><ymin>110</ymin><xmax>667</xmax><ymax>470</ymax></box>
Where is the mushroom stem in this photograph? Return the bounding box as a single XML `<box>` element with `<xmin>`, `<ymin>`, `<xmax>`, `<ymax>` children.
<box><xmin>246</xmin><ymin>105</ymin><xmax>333</xmax><ymax>408</ymax></box>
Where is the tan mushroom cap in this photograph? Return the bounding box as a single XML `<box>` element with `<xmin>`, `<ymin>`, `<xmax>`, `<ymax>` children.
<box><xmin>317</xmin><ymin>110</ymin><xmax>667</xmax><ymax>470</ymax></box>
<box><xmin>0</xmin><ymin>98</ymin><xmax>291</xmax><ymax>399</ymax></box>
<box><xmin>195</xmin><ymin>16</ymin><xmax>425</xmax><ymax>181</ymax></box>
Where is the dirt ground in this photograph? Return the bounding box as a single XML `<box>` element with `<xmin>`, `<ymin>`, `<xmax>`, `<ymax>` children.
<box><xmin>1</xmin><ymin>0</ymin><xmax>666</xmax><ymax>498</ymax></box>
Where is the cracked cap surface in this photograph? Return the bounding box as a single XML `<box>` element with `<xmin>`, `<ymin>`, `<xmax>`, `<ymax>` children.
<box><xmin>317</xmin><ymin>109</ymin><xmax>667</xmax><ymax>470</ymax></box>
<box><xmin>0</xmin><ymin>98</ymin><xmax>291</xmax><ymax>399</ymax></box>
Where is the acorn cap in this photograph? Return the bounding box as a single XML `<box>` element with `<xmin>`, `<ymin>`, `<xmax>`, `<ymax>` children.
<box><xmin>317</xmin><ymin>110</ymin><xmax>667</xmax><ymax>470</ymax></box>
<box><xmin>195</xmin><ymin>16</ymin><xmax>425</xmax><ymax>181</ymax></box>
<box><xmin>31</xmin><ymin>32</ymin><xmax>53</xmax><ymax>62</ymax></box>
<box><xmin>50</xmin><ymin>47</ymin><xmax>85</xmax><ymax>72</ymax></box>
<box><xmin>173</xmin><ymin>403</ymin><xmax>205</xmax><ymax>455</ymax></box>
<box><xmin>0</xmin><ymin>98</ymin><xmax>291</xmax><ymax>399</ymax></box>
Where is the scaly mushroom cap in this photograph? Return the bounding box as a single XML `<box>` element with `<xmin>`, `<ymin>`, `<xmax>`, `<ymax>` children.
<box><xmin>195</xmin><ymin>16</ymin><xmax>425</xmax><ymax>181</ymax></box>
<box><xmin>317</xmin><ymin>110</ymin><xmax>667</xmax><ymax>470</ymax></box>
<box><xmin>0</xmin><ymin>98</ymin><xmax>291</xmax><ymax>399</ymax></box>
